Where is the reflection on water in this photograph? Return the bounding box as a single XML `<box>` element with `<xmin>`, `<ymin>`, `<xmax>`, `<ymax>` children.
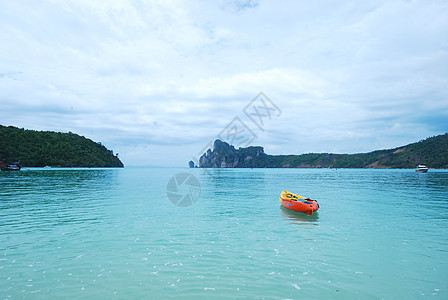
<box><xmin>0</xmin><ymin>168</ymin><xmax>120</xmax><ymax>240</ymax></box>
<box><xmin>280</xmin><ymin>206</ymin><xmax>319</xmax><ymax>225</ymax></box>
<box><xmin>1</xmin><ymin>168</ymin><xmax>447</xmax><ymax>299</ymax></box>
<box><xmin>0</xmin><ymin>168</ymin><xmax>119</xmax><ymax>195</ymax></box>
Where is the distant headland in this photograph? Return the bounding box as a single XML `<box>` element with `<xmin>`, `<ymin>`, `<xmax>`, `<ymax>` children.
<box><xmin>191</xmin><ymin>134</ymin><xmax>448</xmax><ymax>169</ymax></box>
<box><xmin>0</xmin><ymin>125</ymin><xmax>124</xmax><ymax>168</ymax></box>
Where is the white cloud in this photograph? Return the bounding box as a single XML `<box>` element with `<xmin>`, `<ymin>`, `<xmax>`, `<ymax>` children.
<box><xmin>0</xmin><ymin>0</ymin><xmax>447</xmax><ymax>166</ymax></box>
<box><xmin>179</xmin><ymin>68</ymin><xmax>332</xmax><ymax>98</ymax></box>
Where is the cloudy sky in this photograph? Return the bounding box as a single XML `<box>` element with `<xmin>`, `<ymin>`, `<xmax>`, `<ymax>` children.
<box><xmin>1</xmin><ymin>0</ymin><xmax>447</xmax><ymax>166</ymax></box>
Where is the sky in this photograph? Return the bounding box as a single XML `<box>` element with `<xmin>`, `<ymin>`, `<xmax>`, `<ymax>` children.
<box><xmin>1</xmin><ymin>0</ymin><xmax>447</xmax><ymax>167</ymax></box>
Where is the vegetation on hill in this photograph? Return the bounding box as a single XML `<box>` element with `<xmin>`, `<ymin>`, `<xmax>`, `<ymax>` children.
<box><xmin>196</xmin><ymin>134</ymin><xmax>448</xmax><ymax>169</ymax></box>
<box><xmin>0</xmin><ymin>125</ymin><xmax>124</xmax><ymax>167</ymax></box>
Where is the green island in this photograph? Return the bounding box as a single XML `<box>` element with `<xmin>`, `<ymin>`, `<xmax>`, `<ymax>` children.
<box><xmin>195</xmin><ymin>133</ymin><xmax>448</xmax><ymax>169</ymax></box>
<box><xmin>0</xmin><ymin>125</ymin><xmax>123</xmax><ymax>167</ymax></box>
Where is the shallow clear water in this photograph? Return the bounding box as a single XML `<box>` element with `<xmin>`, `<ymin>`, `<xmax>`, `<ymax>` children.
<box><xmin>1</xmin><ymin>167</ymin><xmax>447</xmax><ymax>299</ymax></box>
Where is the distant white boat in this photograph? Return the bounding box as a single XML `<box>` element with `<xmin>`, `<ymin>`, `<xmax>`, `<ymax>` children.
<box><xmin>415</xmin><ymin>164</ymin><xmax>428</xmax><ymax>173</ymax></box>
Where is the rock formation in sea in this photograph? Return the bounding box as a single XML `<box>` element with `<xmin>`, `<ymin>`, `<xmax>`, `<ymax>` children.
<box><xmin>198</xmin><ymin>139</ymin><xmax>264</xmax><ymax>168</ymax></box>
<box><xmin>194</xmin><ymin>133</ymin><xmax>448</xmax><ymax>169</ymax></box>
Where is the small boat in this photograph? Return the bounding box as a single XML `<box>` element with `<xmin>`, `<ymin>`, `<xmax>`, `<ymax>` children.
<box><xmin>279</xmin><ymin>190</ymin><xmax>319</xmax><ymax>215</ymax></box>
<box><xmin>0</xmin><ymin>161</ymin><xmax>22</xmax><ymax>171</ymax></box>
<box><xmin>415</xmin><ymin>164</ymin><xmax>428</xmax><ymax>173</ymax></box>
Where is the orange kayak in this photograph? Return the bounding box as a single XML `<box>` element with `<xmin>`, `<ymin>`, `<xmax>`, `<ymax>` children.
<box><xmin>280</xmin><ymin>190</ymin><xmax>319</xmax><ymax>215</ymax></box>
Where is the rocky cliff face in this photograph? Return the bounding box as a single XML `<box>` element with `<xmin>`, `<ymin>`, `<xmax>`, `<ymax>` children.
<box><xmin>193</xmin><ymin>134</ymin><xmax>448</xmax><ymax>168</ymax></box>
<box><xmin>198</xmin><ymin>140</ymin><xmax>264</xmax><ymax>168</ymax></box>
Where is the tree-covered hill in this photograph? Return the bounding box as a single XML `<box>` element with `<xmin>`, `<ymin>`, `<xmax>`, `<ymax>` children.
<box><xmin>0</xmin><ymin>125</ymin><xmax>124</xmax><ymax>167</ymax></box>
<box><xmin>196</xmin><ymin>134</ymin><xmax>448</xmax><ymax>169</ymax></box>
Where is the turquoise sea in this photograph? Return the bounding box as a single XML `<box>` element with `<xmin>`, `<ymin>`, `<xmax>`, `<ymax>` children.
<box><xmin>1</xmin><ymin>167</ymin><xmax>447</xmax><ymax>299</ymax></box>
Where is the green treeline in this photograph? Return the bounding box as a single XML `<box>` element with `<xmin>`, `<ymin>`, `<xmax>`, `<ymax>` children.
<box><xmin>0</xmin><ymin>125</ymin><xmax>124</xmax><ymax>167</ymax></box>
<box><xmin>198</xmin><ymin>134</ymin><xmax>448</xmax><ymax>169</ymax></box>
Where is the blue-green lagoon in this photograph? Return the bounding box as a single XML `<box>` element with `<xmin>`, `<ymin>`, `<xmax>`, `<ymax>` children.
<box><xmin>1</xmin><ymin>167</ymin><xmax>447</xmax><ymax>299</ymax></box>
